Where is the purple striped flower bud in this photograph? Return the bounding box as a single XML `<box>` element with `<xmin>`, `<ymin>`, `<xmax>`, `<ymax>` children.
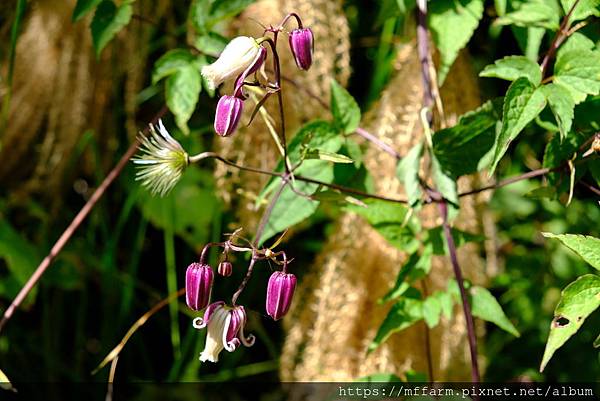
<box><xmin>288</xmin><ymin>28</ymin><xmax>313</xmax><ymax>70</ymax></box>
<box><xmin>217</xmin><ymin>261</ymin><xmax>233</xmax><ymax>277</ymax></box>
<box><xmin>185</xmin><ymin>263</ymin><xmax>214</xmax><ymax>311</ymax></box>
<box><xmin>214</xmin><ymin>95</ymin><xmax>244</xmax><ymax>137</ymax></box>
<box><xmin>266</xmin><ymin>271</ymin><xmax>297</xmax><ymax>320</ymax></box>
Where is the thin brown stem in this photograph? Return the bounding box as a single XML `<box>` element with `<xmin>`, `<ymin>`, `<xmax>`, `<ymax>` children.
<box><xmin>540</xmin><ymin>0</ymin><xmax>581</xmax><ymax>78</ymax></box>
<box><xmin>0</xmin><ymin>107</ymin><xmax>168</xmax><ymax>334</ymax></box>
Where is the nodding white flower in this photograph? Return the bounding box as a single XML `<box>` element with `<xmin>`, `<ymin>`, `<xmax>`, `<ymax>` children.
<box><xmin>201</xmin><ymin>36</ymin><xmax>265</xmax><ymax>90</ymax></box>
<box><xmin>193</xmin><ymin>301</ymin><xmax>255</xmax><ymax>363</ymax></box>
<box><xmin>132</xmin><ymin>120</ymin><xmax>188</xmax><ymax>197</ymax></box>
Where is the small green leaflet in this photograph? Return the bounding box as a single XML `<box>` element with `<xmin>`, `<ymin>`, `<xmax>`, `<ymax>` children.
<box><xmin>152</xmin><ymin>50</ymin><xmax>196</xmax><ymax>85</ymax></box>
<box><xmin>540</xmin><ymin>274</ymin><xmax>600</xmax><ymax>372</ymax></box>
<box><xmin>540</xmin><ymin>84</ymin><xmax>575</xmax><ymax>140</ymax></box>
<box><xmin>489</xmin><ymin>77</ymin><xmax>547</xmax><ymax>174</ymax></box>
<box><xmin>90</xmin><ymin>0</ymin><xmax>133</xmax><ymax>57</ymax></box>
<box><xmin>380</xmin><ymin>248</ymin><xmax>432</xmax><ymax>303</ymax></box>
<box><xmin>396</xmin><ymin>143</ymin><xmax>423</xmax><ymax>206</ymax></box>
<box><xmin>166</xmin><ymin>65</ymin><xmax>201</xmax><ymax>135</ymax></box>
<box><xmin>429</xmin><ymin>0</ymin><xmax>484</xmax><ymax>84</ymax></box>
<box><xmin>479</xmin><ymin>55</ymin><xmax>542</xmax><ymax>85</ymax></box>
<box><xmin>470</xmin><ymin>286</ymin><xmax>520</xmax><ymax>337</ymax></box>
<box><xmin>495</xmin><ymin>0</ymin><xmax>560</xmax><ymax>30</ymax></box>
<box><xmin>542</xmin><ymin>233</ymin><xmax>600</xmax><ymax>271</ymax></box>
<box><xmin>72</xmin><ymin>0</ymin><xmax>103</xmax><ymax>22</ymax></box>
<box><xmin>422</xmin><ymin>296</ymin><xmax>442</xmax><ymax>328</ymax></box>
<box><xmin>303</xmin><ymin>148</ymin><xmax>354</xmax><ymax>164</ymax></box>
<box><xmin>330</xmin><ymin>79</ymin><xmax>361</xmax><ymax>134</ymax></box>
<box><xmin>560</xmin><ymin>0</ymin><xmax>600</xmax><ymax>22</ymax></box>
<box><xmin>190</xmin><ymin>0</ymin><xmax>255</xmax><ymax>33</ymax></box>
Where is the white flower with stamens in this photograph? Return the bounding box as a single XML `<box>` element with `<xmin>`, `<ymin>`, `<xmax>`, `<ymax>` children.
<box><xmin>201</xmin><ymin>36</ymin><xmax>265</xmax><ymax>90</ymax></box>
<box><xmin>192</xmin><ymin>301</ymin><xmax>255</xmax><ymax>363</ymax></box>
<box><xmin>132</xmin><ymin>120</ymin><xmax>188</xmax><ymax>197</ymax></box>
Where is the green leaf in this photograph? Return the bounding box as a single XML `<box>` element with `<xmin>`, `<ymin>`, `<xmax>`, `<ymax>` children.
<box><xmin>490</xmin><ymin>77</ymin><xmax>547</xmax><ymax>174</ymax></box>
<box><xmin>396</xmin><ymin>143</ymin><xmax>423</xmax><ymax>206</ymax></box>
<box><xmin>346</xmin><ymin>199</ymin><xmax>419</xmax><ymax>253</ymax></box>
<box><xmin>330</xmin><ymin>80</ymin><xmax>361</xmax><ymax>134</ymax></box>
<box><xmin>512</xmin><ymin>26</ymin><xmax>546</xmax><ymax>61</ymax></box>
<box><xmin>369</xmin><ymin>290</ymin><xmax>423</xmax><ymax>352</ymax></box>
<box><xmin>381</xmin><ymin>249</ymin><xmax>432</xmax><ymax>303</ymax></box>
<box><xmin>540</xmin><ymin>274</ymin><xmax>600</xmax><ymax>371</ymax></box>
<box><xmin>433</xmin><ymin>100</ymin><xmax>501</xmax><ymax>178</ymax></box>
<box><xmin>542</xmin><ymin>232</ymin><xmax>600</xmax><ymax>271</ymax></box>
<box><xmin>73</xmin><ymin>0</ymin><xmax>102</xmax><ymax>22</ymax></box>
<box><xmin>479</xmin><ymin>55</ymin><xmax>542</xmax><ymax>85</ymax></box>
<box><xmin>152</xmin><ymin>49</ymin><xmax>196</xmax><ymax>85</ymax></box>
<box><xmin>194</xmin><ymin>32</ymin><xmax>228</xmax><ymax>56</ymax></box>
<box><xmin>432</xmin><ymin>154</ymin><xmax>458</xmax><ymax>206</ymax></box>
<box><xmin>165</xmin><ymin>65</ymin><xmax>201</xmax><ymax>135</ymax></box>
<box><xmin>560</xmin><ymin>0</ymin><xmax>600</xmax><ymax>22</ymax></box>
<box><xmin>90</xmin><ymin>0</ymin><xmax>133</xmax><ymax>57</ymax></box>
<box><xmin>138</xmin><ymin>167</ymin><xmax>219</xmax><ymax>248</ymax></box>
<box><xmin>422</xmin><ymin>296</ymin><xmax>442</xmax><ymax>328</ymax></box>
<box><xmin>303</xmin><ymin>148</ymin><xmax>354</xmax><ymax>164</ymax></box>
<box><xmin>190</xmin><ymin>0</ymin><xmax>254</xmax><ymax>33</ymax></box>
<box><xmin>0</xmin><ymin>220</ymin><xmax>39</xmax><ymax>303</ymax></box>
<box><xmin>429</xmin><ymin>0</ymin><xmax>484</xmax><ymax>84</ymax></box>
<box><xmin>558</xmin><ymin>32</ymin><xmax>596</xmax><ymax>56</ymax></box>
<box><xmin>496</xmin><ymin>0</ymin><xmax>560</xmax><ymax>30</ymax></box>
<box><xmin>470</xmin><ymin>286</ymin><xmax>520</xmax><ymax>337</ymax></box>
<box><xmin>209</xmin><ymin>0</ymin><xmax>254</xmax><ymax>21</ymax></box>
<box><xmin>554</xmin><ymin>49</ymin><xmax>600</xmax><ymax>104</ymax></box>
<box><xmin>540</xmin><ymin>83</ymin><xmax>575</xmax><ymax>140</ymax></box>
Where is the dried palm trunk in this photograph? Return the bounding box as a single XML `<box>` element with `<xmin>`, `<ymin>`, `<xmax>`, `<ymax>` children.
<box><xmin>218</xmin><ymin>0</ymin><xmax>350</xmax><ymax>228</ymax></box>
<box><xmin>0</xmin><ymin>0</ymin><xmax>166</xmax><ymax>206</ymax></box>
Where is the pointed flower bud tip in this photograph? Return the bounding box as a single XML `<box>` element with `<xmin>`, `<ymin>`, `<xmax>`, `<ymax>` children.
<box><xmin>185</xmin><ymin>263</ymin><xmax>214</xmax><ymax>311</ymax></box>
<box><xmin>266</xmin><ymin>271</ymin><xmax>297</xmax><ymax>320</ymax></box>
<box><xmin>193</xmin><ymin>302</ymin><xmax>255</xmax><ymax>363</ymax></box>
<box><xmin>201</xmin><ymin>36</ymin><xmax>263</xmax><ymax>90</ymax></box>
<box><xmin>214</xmin><ymin>95</ymin><xmax>244</xmax><ymax>137</ymax></box>
<box><xmin>217</xmin><ymin>261</ymin><xmax>233</xmax><ymax>277</ymax></box>
<box><xmin>289</xmin><ymin>28</ymin><xmax>313</xmax><ymax>70</ymax></box>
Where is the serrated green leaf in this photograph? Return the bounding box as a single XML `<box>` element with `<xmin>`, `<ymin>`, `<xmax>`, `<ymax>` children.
<box><xmin>540</xmin><ymin>274</ymin><xmax>600</xmax><ymax>371</ymax></box>
<box><xmin>540</xmin><ymin>83</ymin><xmax>575</xmax><ymax>140</ymax></box>
<box><xmin>90</xmin><ymin>0</ymin><xmax>133</xmax><ymax>57</ymax></box>
<box><xmin>490</xmin><ymin>77</ymin><xmax>547</xmax><ymax>174</ymax></box>
<box><xmin>346</xmin><ymin>198</ymin><xmax>419</xmax><ymax>253</ymax></box>
<box><xmin>496</xmin><ymin>0</ymin><xmax>560</xmax><ymax>30</ymax></box>
<box><xmin>422</xmin><ymin>296</ymin><xmax>442</xmax><ymax>328</ymax></box>
<box><xmin>396</xmin><ymin>143</ymin><xmax>423</xmax><ymax>206</ymax></box>
<box><xmin>470</xmin><ymin>286</ymin><xmax>520</xmax><ymax>337</ymax></box>
<box><xmin>152</xmin><ymin>49</ymin><xmax>196</xmax><ymax>85</ymax></box>
<box><xmin>165</xmin><ymin>65</ymin><xmax>201</xmax><ymax>135</ymax></box>
<box><xmin>433</xmin><ymin>100</ymin><xmax>501</xmax><ymax>178</ymax></box>
<box><xmin>72</xmin><ymin>0</ymin><xmax>102</xmax><ymax>22</ymax></box>
<box><xmin>480</xmin><ymin>55</ymin><xmax>542</xmax><ymax>85</ymax></box>
<box><xmin>304</xmin><ymin>148</ymin><xmax>354</xmax><ymax>164</ymax></box>
<box><xmin>558</xmin><ymin>32</ymin><xmax>596</xmax><ymax>57</ymax></box>
<box><xmin>554</xmin><ymin>49</ymin><xmax>600</xmax><ymax>104</ymax></box>
<box><xmin>381</xmin><ymin>248</ymin><xmax>432</xmax><ymax>303</ymax></box>
<box><xmin>369</xmin><ymin>290</ymin><xmax>423</xmax><ymax>352</ymax></box>
<box><xmin>330</xmin><ymin>79</ymin><xmax>361</xmax><ymax>134</ymax></box>
<box><xmin>432</xmin><ymin>154</ymin><xmax>458</xmax><ymax>206</ymax></box>
<box><xmin>560</xmin><ymin>0</ymin><xmax>600</xmax><ymax>22</ymax></box>
<box><xmin>542</xmin><ymin>232</ymin><xmax>600</xmax><ymax>271</ymax></box>
<box><xmin>429</xmin><ymin>0</ymin><xmax>484</xmax><ymax>84</ymax></box>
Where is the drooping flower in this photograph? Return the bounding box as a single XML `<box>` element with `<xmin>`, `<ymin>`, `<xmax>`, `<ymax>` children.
<box><xmin>185</xmin><ymin>263</ymin><xmax>214</xmax><ymax>311</ymax></box>
<box><xmin>217</xmin><ymin>261</ymin><xmax>233</xmax><ymax>277</ymax></box>
<box><xmin>266</xmin><ymin>271</ymin><xmax>296</xmax><ymax>320</ymax></box>
<box><xmin>288</xmin><ymin>28</ymin><xmax>313</xmax><ymax>70</ymax></box>
<box><xmin>132</xmin><ymin>120</ymin><xmax>188</xmax><ymax>196</ymax></box>
<box><xmin>193</xmin><ymin>301</ymin><xmax>255</xmax><ymax>363</ymax></box>
<box><xmin>214</xmin><ymin>95</ymin><xmax>244</xmax><ymax>137</ymax></box>
<box><xmin>201</xmin><ymin>36</ymin><xmax>265</xmax><ymax>90</ymax></box>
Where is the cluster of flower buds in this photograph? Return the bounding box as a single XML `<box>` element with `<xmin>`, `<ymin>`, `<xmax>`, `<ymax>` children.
<box><xmin>184</xmin><ymin>234</ymin><xmax>296</xmax><ymax>363</ymax></box>
<box><xmin>201</xmin><ymin>13</ymin><xmax>314</xmax><ymax>138</ymax></box>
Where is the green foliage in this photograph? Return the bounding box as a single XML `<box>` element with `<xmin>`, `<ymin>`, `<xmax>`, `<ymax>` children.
<box><xmin>396</xmin><ymin>143</ymin><xmax>423</xmax><ymax>206</ymax></box>
<box><xmin>490</xmin><ymin>77</ymin><xmax>547</xmax><ymax>174</ymax></box>
<box><xmin>380</xmin><ymin>248</ymin><xmax>432</xmax><ymax>303</ymax></box>
<box><xmin>0</xmin><ymin>220</ymin><xmax>39</xmax><ymax>304</ymax></box>
<box><xmin>190</xmin><ymin>0</ymin><xmax>255</xmax><ymax>34</ymax></box>
<box><xmin>540</xmin><ymin>84</ymin><xmax>575</xmax><ymax>140</ymax></box>
<box><xmin>554</xmin><ymin>48</ymin><xmax>600</xmax><ymax>105</ymax></box>
<box><xmin>90</xmin><ymin>0</ymin><xmax>133</xmax><ymax>57</ymax></box>
<box><xmin>496</xmin><ymin>0</ymin><xmax>560</xmax><ymax>30</ymax></box>
<box><xmin>429</xmin><ymin>0</ymin><xmax>484</xmax><ymax>84</ymax></box>
<box><xmin>470</xmin><ymin>286</ymin><xmax>520</xmax><ymax>337</ymax></box>
<box><xmin>165</xmin><ymin>65</ymin><xmax>202</xmax><ymax>135</ymax></box>
<box><xmin>560</xmin><ymin>0</ymin><xmax>600</xmax><ymax>22</ymax></box>
<box><xmin>331</xmin><ymin>80</ymin><xmax>361</xmax><ymax>134</ymax></box>
<box><xmin>73</xmin><ymin>0</ymin><xmax>103</xmax><ymax>21</ymax></box>
<box><xmin>540</xmin><ymin>274</ymin><xmax>600</xmax><ymax>371</ymax></box>
<box><xmin>542</xmin><ymin>233</ymin><xmax>600</xmax><ymax>271</ymax></box>
<box><xmin>480</xmin><ymin>55</ymin><xmax>542</xmax><ymax>85</ymax></box>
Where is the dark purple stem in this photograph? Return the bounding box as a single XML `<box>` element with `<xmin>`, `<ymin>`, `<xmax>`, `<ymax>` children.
<box><xmin>231</xmin><ymin>255</ymin><xmax>257</xmax><ymax>305</ymax></box>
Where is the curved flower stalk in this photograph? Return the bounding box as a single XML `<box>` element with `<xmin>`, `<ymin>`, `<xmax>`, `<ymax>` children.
<box><xmin>132</xmin><ymin>120</ymin><xmax>188</xmax><ymax>196</ymax></box>
<box><xmin>192</xmin><ymin>301</ymin><xmax>255</xmax><ymax>362</ymax></box>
